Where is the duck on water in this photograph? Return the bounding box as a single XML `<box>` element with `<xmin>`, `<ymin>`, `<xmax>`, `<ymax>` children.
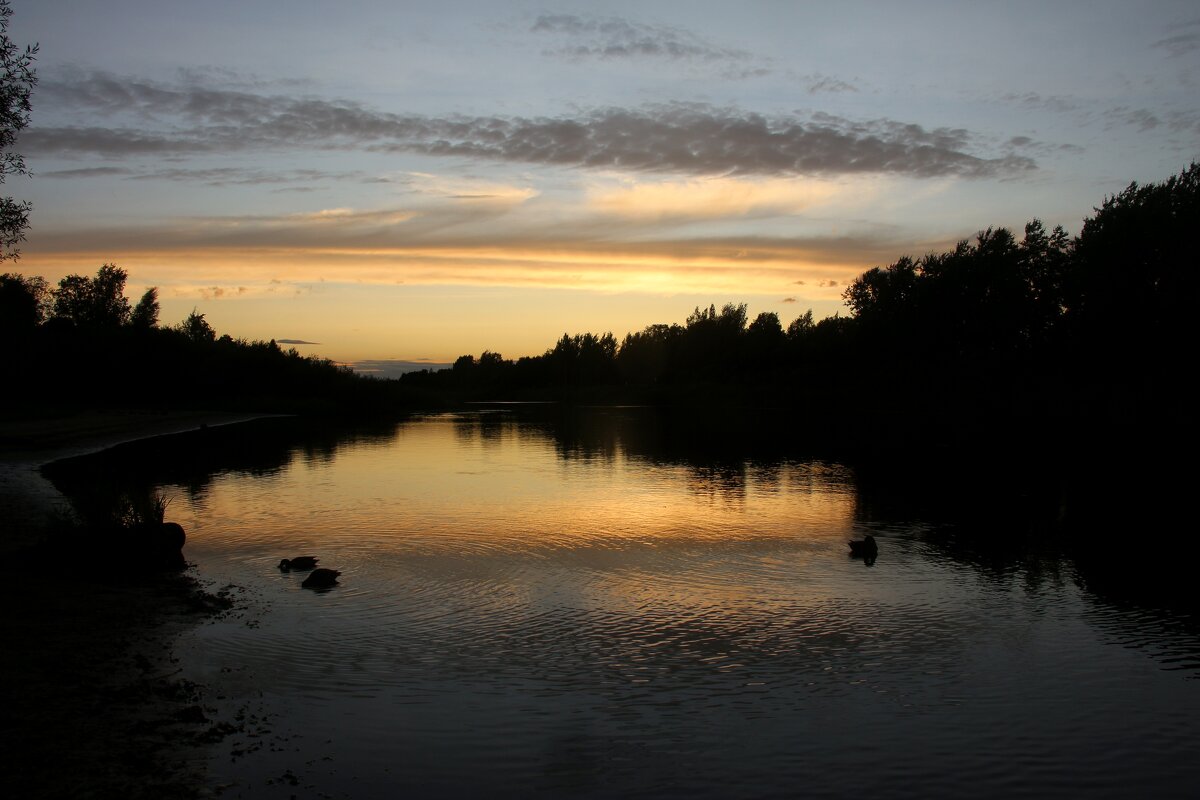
<box><xmin>849</xmin><ymin>535</ymin><xmax>879</xmax><ymax>563</ymax></box>
<box><xmin>302</xmin><ymin>568</ymin><xmax>341</xmax><ymax>589</ymax></box>
<box><xmin>279</xmin><ymin>556</ymin><xmax>319</xmax><ymax>571</ymax></box>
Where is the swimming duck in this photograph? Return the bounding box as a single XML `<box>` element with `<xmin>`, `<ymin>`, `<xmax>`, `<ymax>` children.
<box><xmin>301</xmin><ymin>568</ymin><xmax>341</xmax><ymax>589</ymax></box>
<box><xmin>279</xmin><ymin>556</ymin><xmax>319</xmax><ymax>571</ymax></box>
<box><xmin>848</xmin><ymin>534</ymin><xmax>878</xmax><ymax>558</ymax></box>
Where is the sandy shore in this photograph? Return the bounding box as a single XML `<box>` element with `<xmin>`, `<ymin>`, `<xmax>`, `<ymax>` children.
<box><xmin>0</xmin><ymin>410</ymin><xmax>275</xmax><ymax>799</ymax></box>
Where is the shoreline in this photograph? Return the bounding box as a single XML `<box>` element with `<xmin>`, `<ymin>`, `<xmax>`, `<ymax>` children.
<box><xmin>1</xmin><ymin>410</ymin><xmax>278</xmax><ymax>799</ymax></box>
<box><xmin>0</xmin><ymin>410</ymin><xmax>279</xmax><ymax>554</ymax></box>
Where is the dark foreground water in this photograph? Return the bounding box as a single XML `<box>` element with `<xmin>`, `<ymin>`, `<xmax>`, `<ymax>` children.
<box><xmin>142</xmin><ymin>409</ymin><xmax>1197</xmax><ymax>798</ymax></box>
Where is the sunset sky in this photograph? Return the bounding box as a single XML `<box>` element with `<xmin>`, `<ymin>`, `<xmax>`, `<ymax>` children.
<box><xmin>8</xmin><ymin>1</ymin><xmax>1199</xmax><ymax>370</ymax></box>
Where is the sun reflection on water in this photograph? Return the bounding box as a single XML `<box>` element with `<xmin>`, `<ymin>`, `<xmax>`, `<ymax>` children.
<box><xmin>147</xmin><ymin>411</ymin><xmax>1200</xmax><ymax>799</ymax></box>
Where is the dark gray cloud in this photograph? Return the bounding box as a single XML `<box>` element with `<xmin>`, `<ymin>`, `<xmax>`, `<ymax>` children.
<box><xmin>27</xmin><ymin>72</ymin><xmax>1035</xmax><ymax>179</ymax></box>
<box><xmin>40</xmin><ymin>166</ymin><xmax>132</xmax><ymax>178</ymax></box>
<box><xmin>1152</xmin><ymin>20</ymin><xmax>1200</xmax><ymax>57</ymax></box>
<box><xmin>1106</xmin><ymin>107</ymin><xmax>1162</xmax><ymax>131</ymax></box>
<box><xmin>393</xmin><ymin>104</ymin><xmax>1034</xmax><ymax>178</ymax></box>
<box><xmin>348</xmin><ymin>359</ymin><xmax>452</xmax><ymax>378</ymax></box>
<box><xmin>1000</xmin><ymin>92</ymin><xmax>1081</xmax><ymax>114</ymax></box>
<box><xmin>1101</xmin><ymin>106</ymin><xmax>1200</xmax><ymax>136</ymax></box>
<box><xmin>129</xmin><ymin>167</ymin><xmax>361</xmax><ymax>186</ymax></box>
<box><xmin>530</xmin><ymin>13</ymin><xmax>752</xmax><ymax>63</ymax></box>
<box><xmin>782</xmin><ymin>297</ymin><xmax>797</xmax><ymax>303</ymax></box>
<box><xmin>802</xmin><ymin>74</ymin><xmax>858</xmax><ymax>94</ymax></box>
<box><xmin>276</xmin><ymin>338</ymin><xmax>320</xmax><ymax>345</ymax></box>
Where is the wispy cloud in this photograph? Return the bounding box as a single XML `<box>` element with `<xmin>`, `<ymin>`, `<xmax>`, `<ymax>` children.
<box><xmin>347</xmin><ymin>359</ymin><xmax>452</xmax><ymax>378</ymax></box>
<box><xmin>1000</xmin><ymin>92</ymin><xmax>1082</xmax><ymax>114</ymax></box>
<box><xmin>24</xmin><ymin>198</ymin><xmax>902</xmax><ymax>299</ymax></box>
<box><xmin>127</xmin><ymin>167</ymin><xmax>363</xmax><ymax>186</ymax></box>
<box><xmin>40</xmin><ymin>166</ymin><xmax>133</xmax><ymax>179</ymax></box>
<box><xmin>586</xmin><ymin>176</ymin><xmax>839</xmax><ymax>220</ymax></box>
<box><xmin>1106</xmin><ymin>107</ymin><xmax>1162</xmax><ymax>131</ymax></box>
<box><xmin>530</xmin><ymin>13</ymin><xmax>757</xmax><ymax>67</ymax></box>
<box><xmin>198</xmin><ymin>285</ymin><xmax>249</xmax><ymax>300</ymax></box>
<box><xmin>28</xmin><ymin>72</ymin><xmax>1034</xmax><ymax>180</ymax></box>
<box><xmin>1152</xmin><ymin>20</ymin><xmax>1200</xmax><ymax>57</ymax></box>
<box><xmin>800</xmin><ymin>73</ymin><xmax>859</xmax><ymax>94</ymax></box>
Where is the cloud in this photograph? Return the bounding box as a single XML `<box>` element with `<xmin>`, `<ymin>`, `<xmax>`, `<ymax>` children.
<box><xmin>782</xmin><ymin>297</ymin><xmax>797</xmax><ymax>303</ymax></box>
<box><xmin>404</xmin><ymin>172</ymin><xmax>539</xmax><ymax>203</ymax></box>
<box><xmin>801</xmin><ymin>73</ymin><xmax>858</xmax><ymax>94</ymax></box>
<box><xmin>126</xmin><ymin>167</ymin><xmax>362</xmax><ymax>186</ymax></box>
<box><xmin>347</xmin><ymin>359</ymin><xmax>452</xmax><ymax>378</ymax></box>
<box><xmin>199</xmin><ymin>285</ymin><xmax>249</xmax><ymax>300</ymax></box>
<box><xmin>24</xmin><ymin>197</ymin><xmax>894</xmax><ymax>300</ymax></box>
<box><xmin>395</xmin><ymin>106</ymin><xmax>1035</xmax><ymax>179</ymax></box>
<box><xmin>530</xmin><ymin>13</ymin><xmax>756</xmax><ymax>67</ymax></box>
<box><xmin>1105</xmin><ymin>107</ymin><xmax>1163</xmax><ymax>131</ymax></box>
<box><xmin>1152</xmin><ymin>20</ymin><xmax>1200</xmax><ymax>57</ymax></box>
<box><xmin>1098</xmin><ymin>106</ymin><xmax>1200</xmax><ymax>136</ymax></box>
<box><xmin>40</xmin><ymin>166</ymin><xmax>132</xmax><ymax>179</ymax></box>
<box><xmin>586</xmin><ymin>176</ymin><xmax>840</xmax><ymax>220</ymax></box>
<box><xmin>28</xmin><ymin>72</ymin><xmax>1034</xmax><ymax>180</ymax></box>
<box><xmin>276</xmin><ymin>338</ymin><xmax>321</xmax><ymax>345</ymax></box>
<box><xmin>1000</xmin><ymin>92</ymin><xmax>1080</xmax><ymax>114</ymax></box>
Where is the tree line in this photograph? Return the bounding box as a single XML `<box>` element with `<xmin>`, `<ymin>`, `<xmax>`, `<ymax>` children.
<box><xmin>402</xmin><ymin>163</ymin><xmax>1198</xmax><ymax>458</ymax></box>
<box><xmin>1</xmin><ymin>264</ymin><xmax>385</xmax><ymax>413</ymax></box>
<box><xmin>4</xmin><ymin>163</ymin><xmax>1196</xmax><ymax>459</ymax></box>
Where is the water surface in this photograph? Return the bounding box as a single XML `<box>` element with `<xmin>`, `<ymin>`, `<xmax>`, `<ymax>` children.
<box><xmin>151</xmin><ymin>409</ymin><xmax>1198</xmax><ymax>798</ymax></box>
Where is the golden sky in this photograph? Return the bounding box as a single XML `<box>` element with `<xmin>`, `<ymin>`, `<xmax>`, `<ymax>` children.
<box><xmin>10</xmin><ymin>1</ymin><xmax>1198</xmax><ymax>365</ymax></box>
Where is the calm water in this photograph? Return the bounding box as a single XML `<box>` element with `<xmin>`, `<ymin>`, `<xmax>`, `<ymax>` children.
<box><xmin>147</xmin><ymin>409</ymin><xmax>1198</xmax><ymax>799</ymax></box>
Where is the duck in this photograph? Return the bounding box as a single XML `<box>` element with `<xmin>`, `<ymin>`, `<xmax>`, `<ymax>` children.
<box><xmin>848</xmin><ymin>534</ymin><xmax>879</xmax><ymax>558</ymax></box>
<box><xmin>279</xmin><ymin>556</ymin><xmax>319</xmax><ymax>571</ymax></box>
<box><xmin>301</xmin><ymin>568</ymin><xmax>341</xmax><ymax>589</ymax></box>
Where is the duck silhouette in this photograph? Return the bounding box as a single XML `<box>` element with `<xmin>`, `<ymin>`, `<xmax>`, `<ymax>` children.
<box><xmin>848</xmin><ymin>534</ymin><xmax>879</xmax><ymax>562</ymax></box>
<box><xmin>279</xmin><ymin>556</ymin><xmax>319</xmax><ymax>571</ymax></box>
<box><xmin>301</xmin><ymin>568</ymin><xmax>341</xmax><ymax>589</ymax></box>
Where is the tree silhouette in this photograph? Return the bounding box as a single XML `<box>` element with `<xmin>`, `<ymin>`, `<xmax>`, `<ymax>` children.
<box><xmin>0</xmin><ymin>270</ymin><xmax>46</xmax><ymax>331</ymax></box>
<box><xmin>1069</xmin><ymin>162</ymin><xmax>1199</xmax><ymax>371</ymax></box>
<box><xmin>177</xmin><ymin>308</ymin><xmax>216</xmax><ymax>342</ymax></box>
<box><xmin>0</xmin><ymin>0</ymin><xmax>36</xmax><ymax>260</ymax></box>
<box><xmin>130</xmin><ymin>287</ymin><xmax>160</xmax><ymax>330</ymax></box>
<box><xmin>51</xmin><ymin>264</ymin><xmax>133</xmax><ymax>328</ymax></box>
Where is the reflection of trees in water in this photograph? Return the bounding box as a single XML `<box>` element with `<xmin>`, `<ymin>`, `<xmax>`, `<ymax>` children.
<box><xmin>1077</xmin><ymin>586</ymin><xmax>1200</xmax><ymax>675</ymax></box>
<box><xmin>684</xmin><ymin>464</ymin><xmax>747</xmax><ymax>504</ymax></box>
<box><xmin>452</xmin><ymin>405</ymin><xmax>854</xmax><ymax>503</ymax></box>
<box><xmin>851</xmin><ymin>450</ymin><xmax>1072</xmax><ymax>591</ymax></box>
<box><xmin>849</xmin><ymin>454</ymin><xmax>1200</xmax><ymax>675</ymax></box>
<box><xmin>452</xmin><ymin>409</ymin><xmax>526</xmax><ymax>448</ymax></box>
<box><xmin>46</xmin><ymin>417</ymin><xmax>401</xmax><ymax>507</ymax></box>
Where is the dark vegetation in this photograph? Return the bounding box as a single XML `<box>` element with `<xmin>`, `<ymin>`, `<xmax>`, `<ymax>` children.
<box><xmin>1</xmin><ymin>264</ymin><xmax>391</xmax><ymax>414</ymax></box>
<box><xmin>406</xmin><ymin>164</ymin><xmax>1197</xmax><ymax>457</ymax></box>
<box><xmin>5</xmin><ymin>163</ymin><xmax>1197</xmax><ymax>473</ymax></box>
<box><xmin>0</xmin><ymin>0</ymin><xmax>35</xmax><ymax>260</ymax></box>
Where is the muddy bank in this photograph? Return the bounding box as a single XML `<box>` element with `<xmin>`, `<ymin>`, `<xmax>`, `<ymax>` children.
<box><xmin>2</xmin><ymin>567</ymin><xmax>236</xmax><ymax>799</ymax></box>
<box><xmin>0</xmin><ymin>411</ymin><xmax>275</xmax><ymax>799</ymax></box>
